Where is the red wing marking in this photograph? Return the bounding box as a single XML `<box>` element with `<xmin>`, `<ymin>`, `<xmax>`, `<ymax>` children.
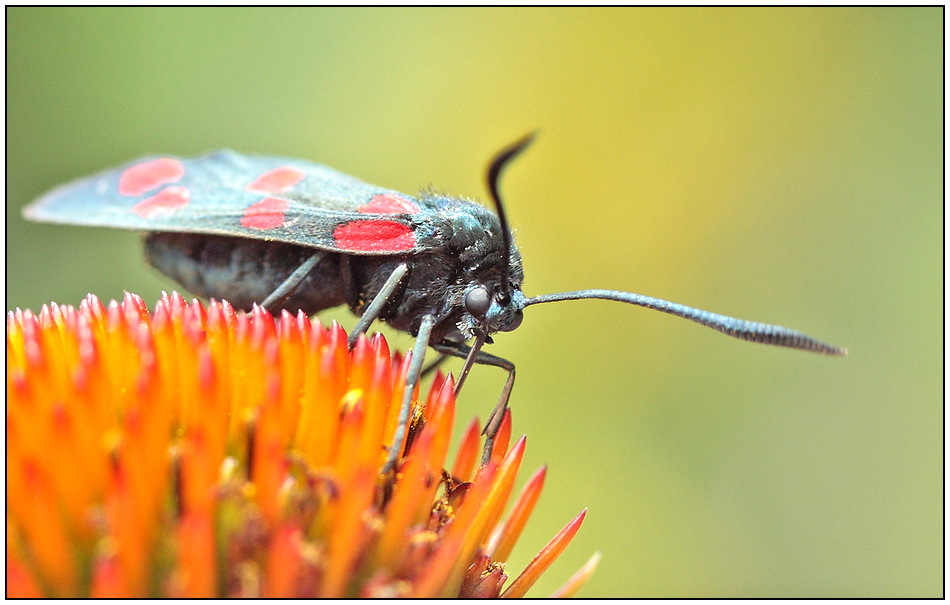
<box><xmin>333</xmin><ymin>220</ymin><xmax>415</xmax><ymax>252</ymax></box>
<box><xmin>241</xmin><ymin>197</ymin><xmax>291</xmax><ymax>230</ymax></box>
<box><xmin>357</xmin><ymin>193</ymin><xmax>420</xmax><ymax>214</ymax></box>
<box><xmin>119</xmin><ymin>158</ymin><xmax>185</xmax><ymax>196</ymax></box>
<box><xmin>245</xmin><ymin>166</ymin><xmax>306</xmax><ymax>194</ymax></box>
<box><xmin>131</xmin><ymin>186</ymin><xmax>190</xmax><ymax>218</ymax></box>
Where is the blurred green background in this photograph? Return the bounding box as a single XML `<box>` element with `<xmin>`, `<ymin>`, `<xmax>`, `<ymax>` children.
<box><xmin>7</xmin><ymin>8</ymin><xmax>941</xmax><ymax>597</ymax></box>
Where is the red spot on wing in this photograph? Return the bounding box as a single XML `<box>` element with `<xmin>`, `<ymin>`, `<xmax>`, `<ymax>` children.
<box><xmin>357</xmin><ymin>193</ymin><xmax>420</xmax><ymax>214</ymax></box>
<box><xmin>245</xmin><ymin>166</ymin><xmax>306</xmax><ymax>194</ymax></box>
<box><xmin>333</xmin><ymin>220</ymin><xmax>416</xmax><ymax>252</ymax></box>
<box><xmin>131</xmin><ymin>186</ymin><xmax>190</xmax><ymax>218</ymax></box>
<box><xmin>119</xmin><ymin>158</ymin><xmax>185</xmax><ymax>196</ymax></box>
<box><xmin>241</xmin><ymin>197</ymin><xmax>291</xmax><ymax>230</ymax></box>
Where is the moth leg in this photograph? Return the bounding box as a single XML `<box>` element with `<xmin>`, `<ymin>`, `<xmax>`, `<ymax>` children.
<box><xmin>348</xmin><ymin>262</ymin><xmax>409</xmax><ymax>349</ymax></box>
<box><xmin>382</xmin><ymin>313</ymin><xmax>436</xmax><ymax>474</ymax></box>
<box><xmin>431</xmin><ymin>340</ymin><xmax>516</xmax><ymax>466</ymax></box>
<box><xmin>261</xmin><ymin>251</ymin><xmax>323</xmax><ymax>313</ymax></box>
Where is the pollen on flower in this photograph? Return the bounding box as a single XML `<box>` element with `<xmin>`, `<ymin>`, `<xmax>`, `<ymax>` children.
<box><xmin>6</xmin><ymin>292</ymin><xmax>599</xmax><ymax>597</ymax></box>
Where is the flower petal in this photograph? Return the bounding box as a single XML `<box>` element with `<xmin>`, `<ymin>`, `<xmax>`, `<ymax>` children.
<box><xmin>549</xmin><ymin>550</ymin><xmax>602</xmax><ymax>598</ymax></box>
<box><xmin>484</xmin><ymin>464</ymin><xmax>547</xmax><ymax>562</ymax></box>
<box><xmin>501</xmin><ymin>508</ymin><xmax>588</xmax><ymax>598</ymax></box>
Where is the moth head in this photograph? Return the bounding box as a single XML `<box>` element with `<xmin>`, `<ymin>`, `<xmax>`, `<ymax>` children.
<box><xmin>462</xmin><ymin>283</ymin><xmax>525</xmax><ymax>336</ymax></box>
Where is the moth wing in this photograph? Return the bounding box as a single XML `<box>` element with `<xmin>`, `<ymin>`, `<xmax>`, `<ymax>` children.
<box><xmin>23</xmin><ymin>150</ymin><xmax>441</xmax><ymax>255</ymax></box>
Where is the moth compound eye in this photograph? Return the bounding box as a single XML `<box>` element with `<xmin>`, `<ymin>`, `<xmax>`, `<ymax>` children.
<box><xmin>465</xmin><ymin>286</ymin><xmax>491</xmax><ymax>318</ymax></box>
<box><xmin>503</xmin><ymin>309</ymin><xmax>523</xmax><ymax>332</ymax></box>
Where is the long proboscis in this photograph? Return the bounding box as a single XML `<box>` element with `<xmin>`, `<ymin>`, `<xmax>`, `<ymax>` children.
<box><xmin>525</xmin><ymin>290</ymin><xmax>847</xmax><ymax>356</ymax></box>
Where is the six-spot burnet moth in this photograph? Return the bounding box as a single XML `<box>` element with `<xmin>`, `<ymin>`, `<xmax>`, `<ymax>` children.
<box><xmin>22</xmin><ymin>133</ymin><xmax>847</xmax><ymax>471</ymax></box>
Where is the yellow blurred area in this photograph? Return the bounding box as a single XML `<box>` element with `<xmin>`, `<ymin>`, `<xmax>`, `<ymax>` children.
<box><xmin>7</xmin><ymin>7</ymin><xmax>941</xmax><ymax>596</ymax></box>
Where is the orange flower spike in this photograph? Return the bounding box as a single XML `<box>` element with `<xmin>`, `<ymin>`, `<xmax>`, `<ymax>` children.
<box><xmin>489</xmin><ymin>408</ymin><xmax>513</xmax><ymax>467</ymax></box>
<box><xmin>12</xmin><ymin>461</ymin><xmax>79</xmax><ymax>596</ymax></box>
<box><xmin>293</xmin><ymin>320</ymin><xmax>323</xmax><ymax>454</ymax></box>
<box><xmin>5</xmin><ymin>395</ymin><xmax>28</xmax><ymax>530</ymax></box>
<box><xmin>123</xmin><ymin>291</ymin><xmax>151</xmax><ymax>327</ymax></box>
<box><xmin>253</xmin><ymin>374</ymin><xmax>289</xmax><ymax>526</ymax></box>
<box><xmin>251</xmin><ymin>303</ymin><xmax>277</xmax><ymax>341</ymax></box>
<box><xmin>9</xmin><ymin>310</ymin><xmax>49</xmax><ymax>428</ymax></box>
<box><xmin>47</xmin><ymin>400</ymin><xmax>93</xmax><ymax>540</ymax></box>
<box><xmin>80</xmin><ymin>293</ymin><xmax>109</xmax><ymax>339</ymax></box>
<box><xmin>169</xmin><ymin>511</ymin><xmax>217</xmax><ymax>598</ymax></box>
<box><xmin>106</xmin><ymin>458</ymin><xmax>149</xmax><ymax>597</ymax></box>
<box><xmin>333</xmin><ymin>390</ymin><xmax>366</xmax><ymax>481</ymax></box>
<box><xmin>276</xmin><ymin>310</ymin><xmax>306</xmax><ymax>442</ymax></box>
<box><xmin>297</xmin><ymin>323</ymin><xmax>346</xmax><ymax>467</ymax></box>
<box><xmin>40</xmin><ymin>303</ymin><xmax>72</xmax><ymax>393</ymax></box>
<box><xmin>6</xmin><ymin>310</ymin><xmax>24</xmax><ymax>368</ymax></box>
<box><xmin>130</xmin><ymin>320</ymin><xmax>174</xmax><ymax>528</ymax></box>
<box><xmin>485</xmin><ymin>464</ymin><xmax>547</xmax><ymax>562</ymax></box>
<box><xmin>74</xmin><ymin>311</ymin><xmax>112</xmax><ymax>424</ymax></box>
<box><xmin>422</xmin><ymin>370</ymin><xmax>446</xmax><ymax>423</ymax></box>
<box><xmin>549</xmin><ymin>550</ymin><xmax>602</xmax><ymax>598</ymax></box>
<box><xmin>153</xmin><ymin>290</ymin><xmax>178</xmax><ymax>324</ymax></box>
<box><xmin>178</xmin><ymin>343</ymin><xmax>225</xmax><ymax>514</ymax></box>
<box><xmin>374</xmin><ymin>377</ymin><xmax>443</xmax><ymax>562</ymax></box>
<box><xmin>123</xmin><ymin>418</ymin><xmax>169</xmax><ymax>594</ymax></box>
<box><xmin>436</xmin><ymin>435</ymin><xmax>526</xmax><ymax>597</ymax></box>
<box><xmin>383</xmin><ymin>378</ymin><xmax>454</xmax><ymax>538</ymax></box>
<box><xmin>382</xmin><ymin>351</ymin><xmax>416</xmax><ymax>459</ymax></box>
<box><xmin>326</xmin><ymin>319</ymin><xmax>350</xmax><ymax>372</ymax></box>
<box><xmin>6</xmin><ymin>543</ymin><xmax>43</xmax><ymax>598</ymax></box>
<box><xmin>295</xmin><ymin>308</ymin><xmax>313</xmax><ymax>341</ymax></box>
<box><xmin>89</xmin><ymin>543</ymin><xmax>130</xmax><ymax>598</ymax></box>
<box><xmin>228</xmin><ymin>312</ymin><xmax>251</xmax><ymax>425</ymax></box>
<box><xmin>182</xmin><ymin>349</ymin><xmax>226</xmax><ymax>516</ymax></box>
<box><xmin>370</xmin><ymin>333</ymin><xmax>394</xmax><ymax>411</ymax></box>
<box><xmin>403</xmin><ymin>417</ymin><xmax>447</xmax><ymax>532</ymax></box>
<box><xmin>68</xmin><ymin>318</ymin><xmax>113</xmax><ymax>509</ymax></box>
<box><xmin>346</xmin><ymin>336</ymin><xmax>381</xmax><ymax>460</ymax></box>
<box><xmin>409</xmin><ymin>463</ymin><xmax>498</xmax><ymax>597</ymax></box>
<box><xmin>349</xmin><ymin>333</ymin><xmax>373</xmax><ymax>392</ymax></box>
<box><xmin>203</xmin><ymin>300</ymin><xmax>236</xmax><ymax>456</ymax></box>
<box><xmin>457</xmin><ymin>436</ymin><xmax>526</xmax><ymax>567</ymax></box>
<box><xmin>229</xmin><ymin>312</ymin><xmax>267</xmax><ymax>449</ymax></box>
<box><xmin>149</xmin><ymin>301</ymin><xmax>182</xmax><ymax>422</ymax></box>
<box><xmin>30</xmin><ymin>311</ymin><xmax>63</xmax><ymax>426</ymax></box>
<box><xmin>101</xmin><ymin>300</ymin><xmax>138</xmax><ymax>413</ymax></box>
<box><xmin>319</xmin><ymin>467</ymin><xmax>377</xmax><ymax>597</ymax></box>
<box><xmin>178</xmin><ymin>422</ymin><xmax>216</xmax><ymax>518</ymax></box>
<box><xmin>356</xmin><ymin>345</ymin><xmax>393</xmax><ymax>470</ymax></box>
<box><xmin>370</xmin><ymin>330</ymin><xmax>390</xmax><ymax>359</ymax></box>
<box><xmin>188</xmin><ymin>296</ymin><xmax>209</xmax><ymax>329</ymax></box>
<box><xmin>138</xmin><ymin>305</ymin><xmax>177</xmax><ymax>444</ymax></box>
<box><xmin>374</xmin><ymin>453</ymin><xmax>429</xmax><ymax>572</ymax></box>
<box><xmin>10</xmin><ymin>317</ymin><xmax>59</xmax><ymax>475</ymax></box>
<box><xmin>178</xmin><ymin>301</ymin><xmax>211</xmax><ymax>413</ymax></box>
<box><xmin>451</xmin><ymin>417</ymin><xmax>481</xmax><ymax>482</ymax></box>
<box><xmin>262</xmin><ymin>523</ymin><xmax>303</xmax><ymax>598</ymax></box>
<box><xmin>426</xmin><ymin>376</ymin><xmax>457</xmax><ymax>474</ymax></box>
<box><xmin>501</xmin><ymin>508</ymin><xmax>588</xmax><ymax>598</ymax></box>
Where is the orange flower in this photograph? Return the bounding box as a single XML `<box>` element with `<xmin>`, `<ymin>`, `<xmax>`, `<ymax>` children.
<box><xmin>6</xmin><ymin>292</ymin><xmax>599</xmax><ymax>597</ymax></box>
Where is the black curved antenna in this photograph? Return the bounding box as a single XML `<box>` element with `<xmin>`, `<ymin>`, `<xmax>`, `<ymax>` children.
<box><xmin>525</xmin><ymin>289</ymin><xmax>847</xmax><ymax>356</ymax></box>
<box><xmin>486</xmin><ymin>131</ymin><xmax>538</xmax><ymax>304</ymax></box>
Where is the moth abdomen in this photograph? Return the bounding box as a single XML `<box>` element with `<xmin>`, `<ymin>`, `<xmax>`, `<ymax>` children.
<box><xmin>144</xmin><ymin>232</ymin><xmax>348</xmax><ymax>315</ymax></box>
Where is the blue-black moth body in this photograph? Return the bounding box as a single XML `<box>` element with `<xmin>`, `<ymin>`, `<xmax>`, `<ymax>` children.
<box><xmin>23</xmin><ymin>135</ymin><xmax>846</xmax><ymax>469</ymax></box>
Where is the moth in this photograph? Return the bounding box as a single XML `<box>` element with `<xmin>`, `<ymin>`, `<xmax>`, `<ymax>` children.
<box><xmin>23</xmin><ymin>134</ymin><xmax>846</xmax><ymax>470</ymax></box>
